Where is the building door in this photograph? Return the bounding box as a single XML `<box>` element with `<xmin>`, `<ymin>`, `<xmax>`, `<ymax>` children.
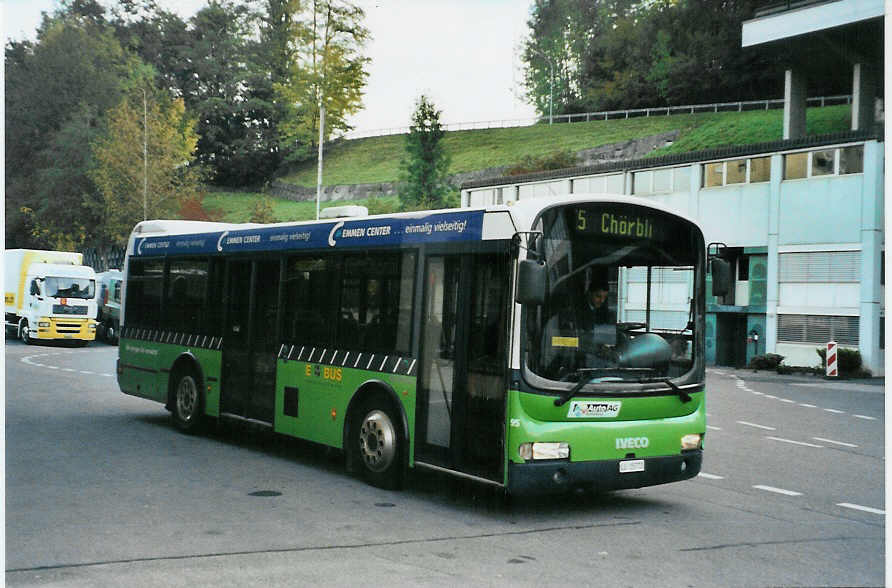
<box><xmin>221</xmin><ymin>258</ymin><xmax>281</xmax><ymax>423</ymax></box>
<box><xmin>716</xmin><ymin>313</ymin><xmax>748</xmax><ymax>368</ymax></box>
<box><xmin>415</xmin><ymin>252</ymin><xmax>508</xmax><ymax>482</ymax></box>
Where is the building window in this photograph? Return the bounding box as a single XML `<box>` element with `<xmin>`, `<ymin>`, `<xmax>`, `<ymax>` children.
<box><xmin>749</xmin><ymin>157</ymin><xmax>771</xmax><ymax>182</ymax></box>
<box><xmin>839</xmin><ymin>146</ymin><xmax>864</xmax><ymax>174</ymax></box>
<box><xmin>737</xmin><ymin>256</ymin><xmax>749</xmax><ymax>281</ymax></box>
<box><xmin>725</xmin><ymin>159</ymin><xmax>747</xmax><ymax>185</ymax></box>
<box><xmin>703</xmin><ymin>162</ymin><xmax>724</xmax><ymax>187</ymax></box>
<box><xmin>783</xmin><ymin>145</ymin><xmax>864</xmax><ymax>180</ymax></box>
<box><xmin>811</xmin><ymin>150</ymin><xmax>835</xmax><ymax>176</ymax></box>
<box><xmin>777</xmin><ymin>314</ymin><xmax>859</xmax><ymax>346</ymax></box>
<box><xmin>779</xmin><ymin>251</ymin><xmax>860</xmax><ymax>283</ymax></box>
<box><xmin>784</xmin><ymin>152</ymin><xmax>808</xmax><ymax>179</ymax></box>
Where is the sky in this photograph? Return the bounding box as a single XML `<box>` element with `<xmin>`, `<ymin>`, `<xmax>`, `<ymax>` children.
<box><xmin>3</xmin><ymin>0</ymin><xmax>538</xmax><ymax>134</ymax></box>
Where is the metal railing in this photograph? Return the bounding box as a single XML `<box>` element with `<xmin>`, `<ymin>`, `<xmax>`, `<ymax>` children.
<box><xmin>342</xmin><ymin>95</ymin><xmax>852</xmax><ymax>140</ymax></box>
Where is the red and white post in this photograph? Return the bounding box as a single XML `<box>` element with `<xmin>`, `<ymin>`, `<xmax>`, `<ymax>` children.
<box><xmin>825</xmin><ymin>341</ymin><xmax>838</xmax><ymax>377</ymax></box>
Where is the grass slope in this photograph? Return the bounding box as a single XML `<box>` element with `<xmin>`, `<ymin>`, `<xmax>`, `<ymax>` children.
<box><xmin>282</xmin><ymin>105</ymin><xmax>851</xmax><ymax>187</ymax></box>
<box><xmin>210</xmin><ymin>105</ymin><xmax>852</xmax><ymax>222</ymax></box>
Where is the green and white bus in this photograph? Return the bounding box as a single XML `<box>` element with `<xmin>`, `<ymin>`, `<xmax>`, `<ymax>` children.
<box><xmin>117</xmin><ymin>195</ymin><xmax>723</xmax><ymax>494</ymax></box>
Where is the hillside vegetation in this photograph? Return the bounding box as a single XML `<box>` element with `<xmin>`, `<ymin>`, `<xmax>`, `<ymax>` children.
<box><xmin>281</xmin><ymin>104</ymin><xmax>851</xmax><ymax>188</ymax></box>
<box><xmin>214</xmin><ymin>105</ymin><xmax>851</xmax><ymax>223</ymax></box>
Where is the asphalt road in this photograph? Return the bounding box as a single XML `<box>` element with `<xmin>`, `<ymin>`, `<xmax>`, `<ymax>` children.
<box><xmin>5</xmin><ymin>340</ymin><xmax>885</xmax><ymax>586</ymax></box>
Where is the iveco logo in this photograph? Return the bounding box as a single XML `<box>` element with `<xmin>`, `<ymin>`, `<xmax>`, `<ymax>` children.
<box><xmin>616</xmin><ymin>437</ymin><xmax>649</xmax><ymax>450</ymax></box>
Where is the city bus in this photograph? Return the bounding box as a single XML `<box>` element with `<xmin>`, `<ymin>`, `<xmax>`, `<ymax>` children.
<box><xmin>117</xmin><ymin>195</ymin><xmax>725</xmax><ymax>494</ymax></box>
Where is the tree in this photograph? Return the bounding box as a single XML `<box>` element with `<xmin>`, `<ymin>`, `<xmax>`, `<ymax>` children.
<box><xmin>90</xmin><ymin>87</ymin><xmax>205</xmax><ymax>246</ymax></box>
<box><xmin>5</xmin><ymin>2</ymin><xmax>142</xmax><ymax>249</ymax></box>
<box><xmin>399</xmin><ymin>95</ymin><xmax>454</xmax><ymax>211</ymax></box>
<box><xmin>521</xmin><ymin>0</ymin><xmax>780</xmax><ymax>114</ymax></box>
<box><xmin>274</xmin><ymin>0</ymin><xmax>370</xmax><ymax>163</ymax></box>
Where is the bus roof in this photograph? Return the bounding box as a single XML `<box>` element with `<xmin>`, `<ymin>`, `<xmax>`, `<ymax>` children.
<box><xmin>127</xmin><ymin>194</ymin><xmax>699</xmax><ymax>258</ymax></box>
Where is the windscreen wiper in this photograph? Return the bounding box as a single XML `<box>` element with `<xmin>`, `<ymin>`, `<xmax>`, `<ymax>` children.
<box><xmin>554</xmin><ymin>368</ymin><xmax>613</xmax><ymax>407</ymax></box>
<box><xmin>642</xmin><ymin>377</ymin><xmax>691</xmax><ymax>403</ymax></box>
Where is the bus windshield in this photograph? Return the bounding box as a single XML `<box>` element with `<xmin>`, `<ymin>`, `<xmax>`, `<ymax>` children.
<box><xmin>527</xmin><ymin>202</ymin><xmax>703</xmax><ymax>385</ymax></box>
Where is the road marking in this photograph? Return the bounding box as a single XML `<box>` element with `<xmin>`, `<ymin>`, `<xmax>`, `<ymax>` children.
<box><xmin>706</xmin><ymin>425</ymin><xmax>721</xmax><ymax>431</ymax></box>
<box><xmin>62</xmin><ymin>368</ymin><xmax>76</xmax><ymax>372</ymax></box>
<box><xmin>778</xmin><ymin>398</ymin><xmax>795</xmax><ymax>403</ymax></box>
<box><xmin>799</xmin><ymin>403</ymin><xmax>817</xmax><ymax>408</ymax></box>
<box><xmin>813</xmin><ymin>437</ymin><xmax>858</xmax><ymax>448</ymax></box>
<box><xmin>698</xmin><ymin>472</ymin><xmax>724</xmax><ymax>480</ymax></box>
<box><xmin>824</xmin><ymin>408</ymin><xmax>845</xmax><ymax>414</ymax></box>
<box><xmin>765</xmin><ymin>436</ymin><xmax>824</xmax><ymax>448</ymax></box>
<box><xmin>853</xmin><ymin>414</ymin><xmax>876</xmax><ymax>421</ymax></box>
<box><xmin>750</xmin><ymin>391</ymin><xmax>763</xmax><ymax>395</ymax></box>
<box><xmin>737</xmin><ymin>420</ymin><xmax>776</xmax><ymax>431</ymax></box>
<box><xmin>753</xmin><ymin>485</ymin><xmax>802</xmax><ymax>497</ymax></box>
<box><xmin>837</xmin><ymin>503</ymin><xmax>885</xmax><ymax>515</ymax></box>
<box><xmin>763</xmin><ymin>394</ymin><xmax>777</xmax><ymax>399</ymax></box>
<box><xmin>79</xmin><ymin>371</ymin><xmax>95</xmax><ymax>375</ymax></box>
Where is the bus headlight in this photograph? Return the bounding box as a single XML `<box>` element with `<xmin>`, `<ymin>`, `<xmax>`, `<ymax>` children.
<box><xmin>681</xmin><ymin>433</ymin><xmax>702</xmax><ymax>451</ymax></box>
<box><xmin>519</xmin><ymin>442</ymin><xmax>570</xmax><ymax>460</ymax></box>
<box><xmin>38</xmin><ymin>321</ymin><xmax>50</xmax><ymax>328</ymax></box>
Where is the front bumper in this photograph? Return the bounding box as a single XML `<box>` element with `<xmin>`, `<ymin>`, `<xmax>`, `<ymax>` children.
<box><xmin>507</xmin><ymin>450</ymin><xmax>702</xmax><ymax>495</ymax></box>
<box><xmin>36</xmin><ymin>318</ymin><xmax>96</xmax><ymax>341</ymax></box>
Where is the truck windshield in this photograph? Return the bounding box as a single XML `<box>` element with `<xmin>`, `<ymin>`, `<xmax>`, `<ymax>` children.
<box><xmin>45</xmin><ymin>277</ymin><xmax>95</xmax><ymax>299</ymax></box>
<box><xmin>526</xmin><ymin>202</ymin><xmax>703</xmax><ymax>385</ymax></box>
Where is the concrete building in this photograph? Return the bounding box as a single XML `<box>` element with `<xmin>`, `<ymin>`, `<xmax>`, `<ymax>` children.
<box><xmin>461</xmin><ymin>0</ymin><xmax>885</xmax><ymax>375</ymax></box>
<box><xmin>461</xmin><ymin>130</ymin><xmax>884</xmax><ymax>375</ymax></box>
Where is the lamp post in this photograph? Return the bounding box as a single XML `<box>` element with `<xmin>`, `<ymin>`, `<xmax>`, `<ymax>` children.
<box><xmin>530</xmin><ymin>47</ymin><xmax>555</xmax><ymax>125</ymax></box>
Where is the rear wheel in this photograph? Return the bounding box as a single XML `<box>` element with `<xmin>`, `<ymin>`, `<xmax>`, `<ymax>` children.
<box><xmin>171</xmin><ymin>370</ymin><xmax>204</xmax><ymax>434</ymax></box>
<box><xmin>352</xmin><ymin>394</ymin><xmax>404</xmax><ymax>490</ymax></box>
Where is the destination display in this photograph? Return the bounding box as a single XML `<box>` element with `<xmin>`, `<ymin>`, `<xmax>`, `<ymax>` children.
<box><xmin>132</xmin><ymin>211</ymin><xmax>484</xmax><ymax>257</ymax></box>
<box><xmin>570</xmin><ymin>204</ymin><xmax>674</xmax><ymax>243</ymax></box>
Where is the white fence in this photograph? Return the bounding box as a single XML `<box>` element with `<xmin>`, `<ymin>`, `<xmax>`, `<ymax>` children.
<box><xmin>342</xmin><ymin>95</ymin><xmax>852</xmax><ymax>140</ymax></box>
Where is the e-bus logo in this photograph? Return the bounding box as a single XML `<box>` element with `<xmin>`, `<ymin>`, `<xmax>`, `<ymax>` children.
<box><xmin>616</xmin><ymin>437</ymin><xmax>649</xmax><ymax>450</ymax></box>
<box><xmin>305</xmin><ymin>363</ymin><xmax>343</xmax><ymax>382</ymax></box>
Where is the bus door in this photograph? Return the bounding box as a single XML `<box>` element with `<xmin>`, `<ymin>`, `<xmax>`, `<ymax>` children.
<box><xmin>416</xmin><ymin>252</ymin><xmax>509</xmax><ymax>483</ymax></box>
<box><xmin>221</xmin><ymin>258</ymin><xmax>281</xmax><ymax>423</ymax></box>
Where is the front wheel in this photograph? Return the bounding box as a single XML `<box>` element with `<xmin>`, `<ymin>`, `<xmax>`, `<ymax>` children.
<box><xmin>353</xmin><ymin>395</ymin><xmax>404</xmax><ymax>490</ymax></box>
<box><xmin>171</xmin><ymin>371</ymin><xmax>204</xmax><ymax>434</ymax></box>
<box><xmin>19</xmin><ymin>320</ymin><xmax>32</xmax><ymax>345</ymax></box>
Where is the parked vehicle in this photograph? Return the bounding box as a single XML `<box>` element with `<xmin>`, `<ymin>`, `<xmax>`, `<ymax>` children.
<box><xmin>96</xmin><ymin>269</ymin><xmax>123</xmax><ymax>344</ymax></box>
<box><xmin>4</xmin><ymin>249</ymin><xmax>97</xmax><ymax>344</ymax></box>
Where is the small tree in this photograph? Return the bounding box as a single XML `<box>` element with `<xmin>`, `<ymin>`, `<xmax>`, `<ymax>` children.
<box><xmin>399</xmin><ymin>95</ymin><xmax>455</xmax><ymax>211</ymax></box>
<box><xmin>250</xmin><ymin>196</ymin><xmax>277</xmax><ymax>223</ymax></box>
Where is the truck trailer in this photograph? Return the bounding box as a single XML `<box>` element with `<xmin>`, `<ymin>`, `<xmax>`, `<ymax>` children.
<box><xmin>4</xmin><ymin>249</ymin><xmax>98</xmax><ymax>344</ymax></box>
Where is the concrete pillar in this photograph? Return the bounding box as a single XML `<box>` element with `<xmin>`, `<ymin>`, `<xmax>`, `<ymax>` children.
<box><xmin>851</xmin><ymin>63</ymin><xmax>877</xmax><ymax>131</ymax></box>
<box><xmin>858</xmin><ymin>140</ymin><xmax>884</xmax><ymax>375</ymax></box>
<box><xmin>764</xmin><ymin>154</ymin><xmax>783</xmax><ymax>354</ymax></box>
<box><xmin>783</xmin><ymin>69</ymin><xmax>807</xmax><ymax>140</ymax></box>
<box><xmin>688</xmin><ymin>163</ymin><xmax>701</xmax><ymax>220</ymax></box>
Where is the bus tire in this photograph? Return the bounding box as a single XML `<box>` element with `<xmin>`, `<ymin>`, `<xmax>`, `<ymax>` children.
<box><xmin>19</xmin><ymin>320</ymin><xmax>32</xmax><ymax>345</ymax></box>
<box><xmin>352</xmin><ymin>393</ymin><xmax>404</xmax><ymax>490</ymax></box>
<box><xmin>171</xmin><ymin>369</ymin><xmax>204</xmax><ymax>434</ymax></box>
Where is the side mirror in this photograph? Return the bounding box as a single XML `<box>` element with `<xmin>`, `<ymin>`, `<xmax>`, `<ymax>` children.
<box><xmin>710</xmin><ymin>258</ymin><xmax>731</xmax><ymax>297</ymax></box>
<box><xmin>30</xmin><ymin>281</ymin><xmax>39</xmax><ymax>296</ymax></box>
<box><xmin>516</xmin><ymin>260</ymin><xmax>546</xmax><ymax>306</ymax></box>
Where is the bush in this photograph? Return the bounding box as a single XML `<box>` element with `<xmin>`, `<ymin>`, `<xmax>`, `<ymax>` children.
<box><xmin>505</xmin><ymin>150</ymin><xmax>578</xmax><ymax>176</ymax></box>
<box><xmin>748</xmin><ymin>353</ymin><xmax>784</xmax><ymax>371</ymax></box>
<box><xmin>816</xmin><ymin>347</ymin><xmax>864</xmax><ymax>375</ymax></box>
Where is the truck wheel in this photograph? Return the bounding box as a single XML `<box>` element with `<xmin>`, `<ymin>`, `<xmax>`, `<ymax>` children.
<box><xmin>19</xmin><ymin>320</ymin><xmax>32</xmax><ymax>345</ymax></box>
<box><xmin>171</xmin><ymin>370</ymin><xmax>204</xmax><ymax>434</ymax></box>
<box><xmin>351</xmin><ymin>393</ymin><xmax>404</xmax><ymax>490</ymax></box>
<box><xmin>107</xmin><ymin>322</ymin><xmax>118</xmax><ymax>345</ymax></box>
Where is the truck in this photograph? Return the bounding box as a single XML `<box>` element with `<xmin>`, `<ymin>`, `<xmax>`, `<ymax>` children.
<box><xmin>4</xmin><ymin>249</ymin><xmax>98</xmax><ymax>344</ymax></box>
<box><xmin>95</xmin><ymin>269</ymin><xmax>123</xmax><ymax>344</ymax></box>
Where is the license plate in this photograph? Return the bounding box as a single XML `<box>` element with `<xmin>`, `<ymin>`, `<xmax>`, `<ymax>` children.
<box><xmin>619</xmin><ymin>459</ymin><xmax>645</xmax><ymax>473</ymax></box>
